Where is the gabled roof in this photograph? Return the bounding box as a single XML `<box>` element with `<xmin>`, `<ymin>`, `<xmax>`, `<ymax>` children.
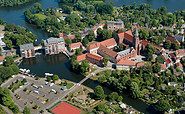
<box><xmin>117</xmin><ymin>59</ymin><xmax>136</xmax><ymax>66</ymax></box>
<box><xmin>176</xmin><ymin>49</ymin><xmax>185</xmax><ymax>56</ymax></box>
<box><xmin>136</xmin><ymin>62</ymin><xmax>146</xmax><ymax>68</ymax></box>
<box><xmin>166</xmin><ymin>36</ymin><xmax>180</xmax><ymax>44</ymax></box>
<box><xmin>175</xmin><ymin>62</ymin><xmax>183</xmax><ymax>68</ymax></box>
<box><xmin>117</xmin><ymin>47</ymin><xmax>135</xmax><ymax>57</ymax></box>
<box><xmin>117</xmin><ymin>30</ymin><xmax>134</xmax><ymax>43</ymax></box>
<box><xmin>86</xmin><ymin>53</ymin><xmax>102</xmax><ymax>61</ymax></box>
<box><xmin>140</xmin><ymin>39</ymin><xmax>161</xmax><ymax>50</ymax></box>
<box><xmin>98</xmin><ymin>45</ymin><xmax>118</xmax><ymax>59</ymax></box>
<box><xmin>161</xmin><ymin>64</ymin><xmax>167</xmax><ymax>70</ymax></box>
<box><xmin>63</xmin><ymin>35</ymin><xmax>75</xmax><ymax>40</ymax></box>
<box><xmin>69</xmin><ymin>42</ymin><xmax>83</xmax><ymax>49</ymax></box>
<box><xmin>77</xmin><ymin>54</ymin><xmax>86</xmax><ymax>62</ymax></box>
<box><xmin>0</xmin><ymin>56</ymin><xmax>3</xmax><ymax>61</ymax></box>
<box><xmin>87</xmin><ymin>38</ymin><xmax>117</xmax><ymax>50</ymax></box>
<box><xmin>20</xmin><ymin>43</ymin><xmax>34</xmax><ymax>50</ymax></box>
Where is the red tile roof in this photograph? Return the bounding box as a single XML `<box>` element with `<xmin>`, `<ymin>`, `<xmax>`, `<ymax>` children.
<box><xmin>117</xmin><ymin>59</ymin><xmax>136</xmax><ymax>66</ymax></box>
<box><xmin>52</xmin><ymin>102</ymin><xmax>81</xmax><ymax>114</ymax></box>
<box><xmin>0</xmin><ymin>56</ymin><xmax>3</xmax><ymax>61</ymax></box>
<box><xmin>117</xmin><ymin>30</ymin><xmax>133</xmax><ymax>43</ymax></box>
<box><xmin>136</xmin><ymin>62</ymin><xmax>145</xmax><ymax>68</ymax></box>
<box><xmin>77</xmin><ymin>54</ymin><xmax>86</xmax><ymax>62</ymax></box>
<box><xmin>140</xmin><ymin>39</ymin><xmax>161</xmax><ymax>50</ymax></box>
<box><xmin>175</xmin><ymin>62</ymin><xmax>183</xmax><ymax>68</ymax></box>
<box><xmin>69</xmin><ymin>42</ymin><xmax>83</xmax><ymax>49</ymax></box>
<box><xmin>166</xmin><ymin>36</ymin><xmax>180</xmax><ymax>45</ymax></box>
<box><xmin>161</xmin><ymin>64</ymin><xmax>167</xmax><ymax>70</ymax></box>
<box><xmin>87</xmin><ymin>38</ymin><xmax>117</xmax><ymax>50</ymax></box>
<box><xmin>63</xmin><ymin>35</ymin><xmax>75</xmax><ymax>40</ymax></box>
<box><xmin>169</xmin><ymin>53</ymin><xmax>176</xmax><ymax>58</ymax></box>
<box><xmin>86</xmin><ymin>53</ymin><xmax>102</xmax><ymax>61</ymax></box>
<box><xmin>59</xmin><ymin>33</ymin><xmax>63</xmax><ymax>38</ymax></box>
<box><xmin>98</xmin><ymin>45</ymin><xmax>118</xmax><ymax>59</ymax></box>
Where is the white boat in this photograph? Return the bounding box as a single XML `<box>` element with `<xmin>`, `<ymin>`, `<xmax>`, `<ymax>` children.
<box><xmin>25</xmin><ymin>69</ymin><xmax>30</xmax><ymax>73</ymax></box>
<box><xmin>45</xmin><ymin>73</ymin><xmax>53</xmax><ymax>77</ymax></box>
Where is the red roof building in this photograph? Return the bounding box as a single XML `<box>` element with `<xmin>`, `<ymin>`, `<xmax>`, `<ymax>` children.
<box><xmin>63</xmin><ymin>35</ymin><xmax>75</xmax><ymax>41</ymax></box>
<box><xmin>52</xmin><ymin>102</ymin><xmax>81</xmax><ymax>114</ymax></box>
<box><xmin>86</xmin><ymin>53</ymin><xmax>103</xmax><ymax>66</ymax></box>
<box><xmin>176</xmin><ymin>49</ymin><xmax>185</xmax><ymax>57</ymax></box>
<box><xmin>116</xmin><ymin>59</ymin><xmax>136</xmax><ymax>70</ymax></box>
<box><xmin>69</xmin><ymin>42</ymin><xmax>84</xmax><ymax>51</ymax></box>
<box><xmin>136</xmin><ymin>62</ymin><xmax>146</xmax><ymax>68</ymax></box>
<box><xmin>140</xmin><ymin>39</ymin><xmax>161</xmax><ymax>50</ymax></box>
<box><xmin>77</xmin><ymin>54</ymin><xmax>86</xmax><ymax>62</ymax></box>
<box><xmin>166</xmin><ymin>36</ymin><xmax>180</xmax><ymax>45</ymax></box>
<box><xmin>0</xmin><ymin>56</ymin><xmax>3</xmax><ymax>65</ymax></box>
<box><xmin>87</xmin><ymin>38</ymin><xmax>117</xmax><ymax>53</ymax></box>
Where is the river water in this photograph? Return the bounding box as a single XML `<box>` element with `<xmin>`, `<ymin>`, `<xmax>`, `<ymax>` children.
<box><xmin>1</xmin><ymin>0</ymin><xmax>185</xmax><ymax>113</ymax></box>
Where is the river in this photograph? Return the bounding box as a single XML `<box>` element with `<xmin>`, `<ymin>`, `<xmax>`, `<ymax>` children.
<box><xmin>1</xmin><ymin>0</ymin><xmax>184</xmax><ymax>113</ymax></box>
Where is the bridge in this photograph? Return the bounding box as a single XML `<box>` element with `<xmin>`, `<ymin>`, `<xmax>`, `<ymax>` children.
<box><xmin>34</xmin><ymin>46</ymin><xmax>45</xmax><ymax>50</ymax></box>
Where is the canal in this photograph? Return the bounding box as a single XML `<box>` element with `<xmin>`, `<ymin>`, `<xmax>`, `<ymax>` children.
<box><xmin>1</xmin><ymin>0</ymin><xmax>185</xmax><ymax>113</ymax></box>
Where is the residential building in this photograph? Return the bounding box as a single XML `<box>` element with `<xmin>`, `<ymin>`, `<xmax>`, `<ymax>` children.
<box><xmin>140</xmin><ymin>39</ymin><xmax>162</xmax><ymax>51</ymax></box>
<box><xmin>175</xmin><ymin>34</ymin><xmax>184</xmax><ymax>42</ymax></box>
<box><xmin>136</xmin><ymin>62</ymin><xmax>146</xmax><ymax>68</ymax></box>
<box><xmin>161</xmin><ymin>54</ymin><xmax>173</xmax><ymax>68</ymax></box>
<box><xmin>175</xmin><ymin>62</ymin><xmax>183</xmax><ymax>71</ymax></box>
<box><xmin>116</xmin><ymin>59</ymin><xmax>136</xmax><ymax>70</ymax></box>
<box><xmin>91</xmin><ymin>23</ymin><xmax>105</xmax><ymax>37</ymax></box>
<box><xmin>86</xmin><ymin>53</ymin><xmax>103</xmax><ymax>66</ymax></box>
<box><xmin>107</xmin><ymin>19</ymin><xmax>124</xmax><ymax>30</ymax></box>
<box><xmin>97</xmin><ymin>45</ymin><xmax>120</xmax><ymax>63</ymax></box>
<box><xmin>87</xmin><ymin>38</ymin><xmax>117</xmax><ymax>54</ymax></box>
<box><xmin>176</xmin><ymin>49</ymin><xmax>185</xmax><ymax>57</ymax></box>
<box><xmin>117</xmin><ymin>47</ymin><xmax>137</xmax><ymax>60</ymax></box>
<box><xmin>20</xmin><ymin>43</ymin><xmax>35</xmax><ymax>58</ymax></box>
<box><xmin>168</xmin><ymin>82</ymin><xmax>178</xmax><ymax>87</ymax></box>
<box><xmin>160</xmin><ymin>64</ymin><xmax>167</xmax><ymax>72</ymax></box>
<box><xmin>165</xmin><ymin>36</ymin><xmax>180</xmax><ymax>45</ymax></box>
<box><xmin>0</xmin><ymin>56</ymin><xmax>3</xmax><ymax>65</ymax></box>
<box><xmin>63</xmin><ymin>34</ymin><xmax>75</xmax><ymax>42</ymax></box>
<box><xmin>44</xmin><ymin>37</ymin><xmax>65</xmax><ymax>55</ymax></box>
<box><xmin>69</xmin><ymin>42</ymin><xmax>84</xmax><ymax>51</ymax></box>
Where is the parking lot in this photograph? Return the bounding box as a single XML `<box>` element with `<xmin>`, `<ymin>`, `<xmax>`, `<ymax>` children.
<box><xmin>1</xmin><ymin>75</ymin><xmax>68</xmax><ymax>113</ymax></box>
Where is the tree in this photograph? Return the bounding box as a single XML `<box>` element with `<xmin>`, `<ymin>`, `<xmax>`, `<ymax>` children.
<box><xmin>164</xmin><ymin>40</ymin><xmax>171</xmax><ymax>49</ymax></box>
<box><xmin>80</xmin><ymin>60</ymin><xmax>90</xmax><ymax>74</ymax></box>
<box><xmin>75</xmin><ymin>33</ymin><xmax>81</xmax><ymax>42</ymax></box>
<box><xmin>146</xmin><ymin>52</ymin><xmax>153</xmax><ymax>61</ymax></box>
<box><xmin>65</xmin><ymin>38</ymin><xmax>72</xmax><ymax>47</ymax></box>
<box><xmin>139</xmin><ymin>28</ymin><xmax>149</xmax><ymax>40</ymax></box>
<box><xmin>82</xmin><ymin>37</ymin><xmax>89</xmax><ymax>47</ymax></box>
<box><xmin>53</xmin><ymin>75</ymin><xmax>59</xmax><ymax>82</ymax></box>
<box><xmin>153</xmin><ymin>62</ymin><xmax>161</xmax><ymax>73</ymax></box>
<box><xmin>117</xmin><ymin>96</ymin><xmax>123</xmax><ymax>102</ymax></box>
<box><xmin>97</xmin><ymin>28</ymin><xmax>102</xmax><ymax>41</ymax></box>
<box><xmin>156</xmin><ymin>99</ymin><xmax>170</xmax><ymax>112</ymax></box>
<box><xmin>0</xmin><ymin>105</ymin><xmax>6</xmax><ymax>114</ymax></box>
<box><xmin>23</xmin><ymin>107</ymin><xmax>31</xmax><ymax>114</ymax></box>
<box><xmin>94</xmin><ymin>85</ymin><xmax>105</xmax><ymax>100</ymax></box>
<box><xmin>109</xmin><ymin>92</ymin><xmax>119</xmax><ymax>101</ymax></box>
<box><xmin>144</xmin><ymin>43</ymin><xmax>156</xmax><ymax>54</ymax></box>
<box><xmin>103</xmin><ymin>55</ymin><xmax>110</xmax><ymax>67</ymax></box>
<box><xmin>3</xmin><ymin>56</ymin><xmax>14</xmax><ymax>67</ymax></box>
<box><xmin>130</xmin><ymin>82</ymin><xmax>141</xmax><ymax>98</ymax></box>
<box><xmin>96</xmin><ymin>103</ymin><xmax>105</xmax><ymax>111</ymax></box>
<box><xmin>173</xmin><ymin>41</ymin><xmax>180</xmax><ymax>50</ymax></box>
<box><xmin>47</xmin><ymin>76</ymin><xmax>51</xmax><ymax>82</ymax></box>
<box><xmin>155</xmin><ymin>55</ymin><xmax>165</xmax><ymax>63</ymax></box>
<box><xmin>88</xmin><ymin>30</ymin><xmax>95</xmax><ymax>42</ymax></box>
<box><xmin>12</xmin><ymin>105</ymin><xmax>19</xmax><ymax>114</ymax></box>
<box><xmin>75</xmin><ymin>48</ymin><xmax>82</xmax><ymax>56</ymax></box>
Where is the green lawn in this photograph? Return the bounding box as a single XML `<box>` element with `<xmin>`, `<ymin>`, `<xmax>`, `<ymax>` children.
<box><xmin>57</xmin><ymin>82</ymin><xmax>74</xmax><ymax>89</ymax></box>
<box><xmin>34</xmin><ymin>14</ymin><xmax>47</xmax><ymax>20</ymax></box>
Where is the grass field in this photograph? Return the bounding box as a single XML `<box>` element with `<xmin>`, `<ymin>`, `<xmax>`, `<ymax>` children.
<box><xmin>34</xmin><ymin>14</ymin><xmax>47</xmax><ymax>20</ymax></box>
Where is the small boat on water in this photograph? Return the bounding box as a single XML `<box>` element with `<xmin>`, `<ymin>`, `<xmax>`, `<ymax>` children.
<box><xmin>45</xmin><ymin>73</ymin><xmax>53</xmax><ymax>77</ymax></box>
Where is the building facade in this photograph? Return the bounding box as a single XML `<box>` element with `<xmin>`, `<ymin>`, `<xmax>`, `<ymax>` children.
<box><xmin>117</xmin><ymin>47</ymin><xmax>137</xmax><ymax>61</ymax></box>
<box><xmin>107</xmin><ymin>19</ymin><xmax>124</xmax><ymax>30</ymax></box>
<box><xmin>44</xmin><ymin>37</ymin><xmax>65</xmax><ymax>55</ymax></box>
<box><xmin>86</xmin><ymin>53</ymin><xmax>103</xmax><ymax>66</ymax></box>
<box><xmin>20</xmin><ymin>43</ymin><xmax>35</xmax><ymax>58</ymax></box>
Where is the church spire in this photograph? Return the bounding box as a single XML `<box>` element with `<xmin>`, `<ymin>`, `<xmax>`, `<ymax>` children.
<box><xmin>134</xmin><ymin>26</ymin><xmax>139</xmax><ymax>37</ymax></box>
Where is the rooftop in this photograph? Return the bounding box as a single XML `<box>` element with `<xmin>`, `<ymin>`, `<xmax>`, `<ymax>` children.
<box><xmin>77</xmin><ymin>54</ymin><xmax>86</xmax><ymax>62</ymax></box>
<box><xmin>98</xmin><ymin>45</ymin><xmax>118</xmax><ymax>59</ymax></box>
<box><xmin>52</xmin><ymin>102</ymin><xmax>81</xmax><ymax>114</ymax></box>
<box><xmin>117</xmin><ymin>59</ymin><xmax>136</xmax><ymax>66</ymax></box>
<box><xmin>0</xmin><ymin>56</ymin><xmax>3</xmax><ymax>61</ymax></box>
<box><xmin>166</xmin><ymin>36</ymin><xmax>180</xmax><ymax>44</ymax></box>
<box><xmin>117</xmin><ymin>47</ymin><xmax>135</xmax><ymax>56</ymax></box>
<box><xmin>20</xmin><ymin>43</ymin><xmax>34</xmax><ymax>50</ymax></box>
<box><xmin>44</xmin><ymin>37</ymin><xmax>64</xmax><ymax>45</ymax></box>
<box><xmin>86</xmin><ymin>53</ymin><xmax>102</xmax><ymax>61</ymax></box>
<box><xmin>69</xmin><ymin>42</ymin><xmax>83</xmax><ymax>49</ymax></box>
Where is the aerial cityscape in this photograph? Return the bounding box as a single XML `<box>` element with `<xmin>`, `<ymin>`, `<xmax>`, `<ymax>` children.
<box><xmin>0</xmin><ymin>0</ymin><xmax>185</xmax><ymax>114</ymax></box>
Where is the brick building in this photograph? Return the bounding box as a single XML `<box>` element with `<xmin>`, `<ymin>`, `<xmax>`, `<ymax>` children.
<box><xmin>69</xmin><ymin>42</ymin><xmax>84</xmax><ymax>51</ymax></box>
<box><xmin>44</xmin><ymin>37</ymin><xmax>65</xmax><ymax>55</ymax></box>
<box><xmin>97</xmin><ymin>45</ymin><xmax>120</xmax><ymax>63</ymax></box>
<box><xmin>86</xmin><ymin>53</ymin><xmax>103</xmax><ymax>66</ymax></box>
<box><xmin>20</xmin><ymin>43</ymin><xmax>35</xmax><ymax>58</ymax></box>
<box><xmin>87</xmin><ymin>38</ymin><xmax>117</xmax><ymax>54</ymax></box>
<box><xmin>117</xmin><ymin>47</ymin><xmax>137</xmax><ymax>61</ymax></box>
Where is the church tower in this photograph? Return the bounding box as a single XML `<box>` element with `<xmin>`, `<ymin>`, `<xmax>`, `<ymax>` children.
<box><xmin>133</xmin><ymin>26</ymin><xmax>140</xmax><ymax>55</ymax></box>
